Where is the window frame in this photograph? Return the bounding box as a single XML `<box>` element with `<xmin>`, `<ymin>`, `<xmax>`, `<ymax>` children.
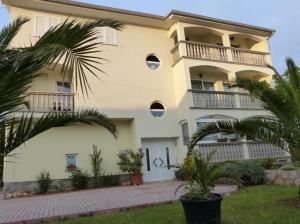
<box><xmin>145</xmin><ymin>54</ymin><xmax>161</xmax><ymax>70</ymax></box>
<box><xmin>33</xmin><ymin>15</ymin><xmax>61</xmax><ymax>37</ymax></box>
<box><xmin>95</xmin><ymin>26</ymin><xmax>118</xmax><ymax>46</ymax></box>
<box><xmin>191</xmin><ymin>79</ymin><xmax>215</xmax><ymax>91</ymax></box>
<box><xmin>149</xmin><ymin>101</ymin><xmax>166</xmax><ymax>118</ymax></box>
<box><xmin>65</xmin><ymin>154</ymin><xmax>78</xmax><ymax>172</ymax></box>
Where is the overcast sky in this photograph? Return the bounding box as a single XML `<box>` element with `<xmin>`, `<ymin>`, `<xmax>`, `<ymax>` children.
<box><xmin>1</xmin><ymin>0</ymin><xmax>299</xmax><ymax>72</ymax></box>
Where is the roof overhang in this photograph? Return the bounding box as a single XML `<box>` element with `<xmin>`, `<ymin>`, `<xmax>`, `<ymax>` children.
<box><xmin>1</xmin><ymin>0</ymin><xmax>275</xmax><ymax>37</ymax></box>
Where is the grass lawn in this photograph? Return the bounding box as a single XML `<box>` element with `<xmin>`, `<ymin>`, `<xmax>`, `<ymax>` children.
<box><xmin>54</xmin><ymin>185</ymin><xmax>300</xmax><ymax>224</ymax></box>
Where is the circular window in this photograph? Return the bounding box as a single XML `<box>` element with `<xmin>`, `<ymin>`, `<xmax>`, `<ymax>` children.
<box><xmin>146</xmin><ymin>54</ymin><xmax>160</xmax><ymax>70</ymax></box>
<box><xmin>150</xmin><ymin>101</ymin><xmax>165</xmax><ymax>118</ymax></box>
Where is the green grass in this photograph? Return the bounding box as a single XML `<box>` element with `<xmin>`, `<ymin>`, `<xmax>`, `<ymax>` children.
<box><xmin>54</xmin><ymin>185</ymin><xmax>300</xmax><ymax>224</ymax></box>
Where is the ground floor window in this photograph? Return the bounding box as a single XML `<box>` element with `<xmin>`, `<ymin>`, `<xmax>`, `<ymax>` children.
<box><xmin>181</xmin><ymin>122</ymin><xmax>190</xmax><ymax>145</ymax></box>
<box><xmin>65</xmin><ymin>154</ymin><xmax>77</xmax><ymax>172</ymax></box>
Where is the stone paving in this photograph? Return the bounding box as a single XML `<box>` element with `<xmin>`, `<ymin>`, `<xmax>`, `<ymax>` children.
<box><xmin>0</xmin><ymin>181</ymin><xmax>237</xmax><ymax>224</ymax></box>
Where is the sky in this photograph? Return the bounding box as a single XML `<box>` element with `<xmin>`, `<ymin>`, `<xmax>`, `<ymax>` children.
<box><xmin>0</xmin><ymin>0</ymin><xmax>300</xmax><ymax>72</ymax></box>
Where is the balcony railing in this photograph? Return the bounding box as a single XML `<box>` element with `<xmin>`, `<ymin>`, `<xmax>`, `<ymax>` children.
<box><xmin>189</xmin><ymin>89</ymin><xmax>263</xmax><ymax>109</ymax></box>
<box><xmin>195</xmin><ymin>142</ymin><xmax>288</xmax><ymax>163</ymax></box>
<box><xmin>171</xmin><ymin>41</ymin><xmax>269</xmax><ymax>66</ymax></box>
<box><xmin>20</xmin><ymin>92</ymin><xmax>75</xmax><ymax>112</ymax></box>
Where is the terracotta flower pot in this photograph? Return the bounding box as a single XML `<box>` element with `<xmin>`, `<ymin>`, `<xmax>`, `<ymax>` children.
<box><xmin>131</xmin><ymin>175</ymin><xmax>142</xmax><ymax>185</ymax></box>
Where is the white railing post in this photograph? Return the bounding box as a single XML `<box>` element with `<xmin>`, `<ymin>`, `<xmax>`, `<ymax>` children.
<box><xmin>242</xmin><ymin>139</ymin><xmax>250</xmax><ymax>160</ymax></box>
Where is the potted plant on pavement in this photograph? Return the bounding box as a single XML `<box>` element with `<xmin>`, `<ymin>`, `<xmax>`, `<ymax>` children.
<box><xmin>176</xmin><ymin>152</ymin><xmax>242</xmax><ymax>224</ymax></box>
<box><xmin>117</xmin><ymin>149</ymin><xmax>144</xmax><ymax>185</ymax></box>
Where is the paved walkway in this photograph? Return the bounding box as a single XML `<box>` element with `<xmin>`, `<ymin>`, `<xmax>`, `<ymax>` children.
<box><xmin>0</xmin><ymin>181</ymin><xmax>237</xmax><ymax>224</ymax></box>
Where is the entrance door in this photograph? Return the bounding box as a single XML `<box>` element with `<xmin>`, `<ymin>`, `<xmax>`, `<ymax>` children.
<box><xmin>142</xmin><ymin>139</ymin><xmax>176</xmax><ymax>182</ymax></box>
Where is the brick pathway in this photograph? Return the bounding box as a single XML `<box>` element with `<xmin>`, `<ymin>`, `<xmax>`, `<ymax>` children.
<box><xmin>0</xmin><ymin>181</ymin><xmax>237</xmax><ymax>224</ymax></box>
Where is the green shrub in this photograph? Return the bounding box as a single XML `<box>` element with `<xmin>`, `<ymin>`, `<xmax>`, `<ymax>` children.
<box><xmin>258</xmin><ymin>158</ymin><xmax>276</xmax><ymax>169</ymax></box>
<box><xmin>117</xmin><ymin>149</ymin><xmax>144</xmax><ymax>175</ymax></box>
<box><xmin>293</xmin><ymin>161</ymin><xmax>300</xmax><ymax>168</ymax></box>
<box><xmin>37</xmin><ymin>171</ymin><xmax>51</xmax><ymax>194</ymax></box>
<box><xmin>90</xmin><ymin>145</ymin><xmax>103</xmax><ymax>187</ymax></box>
<box><xmin>70</xmin><ymin>169</ymin><xmax>89</xmax><ymax>190</ymax></box>
<box><xmin>281</xmin><ymin>164</ymin><xmax>296</xmax><ymax>171</ymax></box>
<box><xmin>100</xmin><ymin>174</ymin><xmax>120</xmax><ymax>187</ymax></box>
<box><xmin>181</xmin><ymin>154</ymin><xmax>196</xmax><ymax>180</ymax></box>
<box><xmin>224</xmin><ymin>161</ymin><xmax>264</xmax><ymax>186</ymax></box>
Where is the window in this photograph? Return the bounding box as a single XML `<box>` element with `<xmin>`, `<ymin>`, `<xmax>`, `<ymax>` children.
<box><xmin>56</xmin><ymin>81</ymin><xmax>71</xmax><ymax>93</ymax></box>
<box><xmin>96</xmin><ymin>26</ymin><xmax>117</xmax><ymax>45</ymax></box>
<box><xmin>223</xmin><ymin>82</ymin><xmax>230</xmax><ymax>92</ymax></box>
<box><xmin>146</xmin><ymin>55</ymin><xmax>160</xmax><ymax>70</ymax></box>
<box><xmin>191</xmin><ymin>80</ymin><xmax>215</xmax><ymax>91</ymax></box>
<box><xmin>196</xmin><ymin>115</ymin><xmax>239</xmax><ymax>143</ymax></box>
<box><xmin>181</xmin><ymin>122</ymin><xmax>190</xmax><ymax>145</ymax></box>
<box><xmin>65</xmin><ymin>154</ymin><xmax>77</xmax><ymax>172</ymax></box>
<box><xmin>150</xmin><ymin>101</ymin><xmax>165</xmax><ymax>118</ymax></box>
<box><xmin>34</xmin><ymin>15</ymin><xmax>60</xmax><ymax>36</ymax></box>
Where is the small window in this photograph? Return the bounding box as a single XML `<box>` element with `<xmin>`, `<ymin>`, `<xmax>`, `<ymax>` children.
<box><xmin>191</xmin><ymin>80</ymin><xmax>215</xmax><ymax>91</ymax></box>
<box><xmin>181</xmin><ymin>122</ymin><xmax>190</xmax><ymax>145</ymax></box>
<box><xmin>96</xmin><ymin>26</ymin><xmax>117</xmax><ymax>45</ymax></box>
<box><xmin>146</xmin><ymin>55</ymin><xmax>160</xmax><ymax>70</ymax></box>
<box><xmin>65</xmin><ymin>154</ymin><xmax>77</xmax><ymax>172</ymax></box>
<box><xmin>223</xmin><ymin>82</ymin><xmax>230</xmax><ymax>92</ymax></box>
<box><xmin>150</xmin><ymin>102</ymin><xmax>165</xmax><ymax>118</ymax></box>
<box><xmin>34</xmin><ymin>16</ymin><xmax>60</xmax><ymax>36</ymax></box>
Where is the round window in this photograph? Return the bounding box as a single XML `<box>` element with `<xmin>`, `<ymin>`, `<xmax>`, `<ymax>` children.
<box><xmin>150</xmin><ymin>102</ymin><xmax>165</xmax><ymax>118</ymax></box>
<box><xmin>146</xmin><ymin>54</ymin><xmax>160</xmax><ymax>70</ymax></box>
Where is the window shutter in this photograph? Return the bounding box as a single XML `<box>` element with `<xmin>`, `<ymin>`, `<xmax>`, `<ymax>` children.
<box><xmin>35</xmin><ymin>16</ymin><xmax>46</xmax><ymax>36</ymax></box>
<box><xmin>96</xmin><ymin>27</ymin><xmax>117</xmax><ymax>45</ymax></box>
<box><xmin>49</xmin><ymin>17</ymin><xmax>60</xmax><ymax>29</ymax></box>
<box><xmin>96</xmin><ymin>27</ymin><xmax>107</xmax><ymax>43</ymax></box>
<box><xmin>106</xmin><ymin>27</ymin><xmax>117</xmax><ymax>45</ymax></box>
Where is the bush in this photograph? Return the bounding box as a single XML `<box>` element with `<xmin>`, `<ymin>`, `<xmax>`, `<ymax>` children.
<box><xmin>258</xmin><ymin>158</ymin><xmax>276</xmax><ymax>169</ymax></box>
<box><xmin>37</xmin><ymin>171</ymin><xmax>51</xmax><ymax>194</ymax></box>
<box><xmin>70</xmin><ymin>169</ymin><xmax>89</xmax><ymax>190</ymax></box>
<box><xmin>117</xmin><ymin>149</ymin><xmax>144</xmax><ymax>176</ymax></box>
<box><xmin>100</xmin><ymin>174</ymin><xmax>120</xmax><ymax>187</ymax></box>
<box><xmin>281</xmin><ymin>164</ymin><xmax>296</xmax><ymax>171</ymax></box>
<box><xmin>181</xmin><ymin>154</ymin><xmax>196</xmax><ymax>180</ymax></box>
<box><xmin>224</xmin><ymin>161</ymin><xmax>264</xmax><ymax>186</ymax></box>
<box><xmin>293</xmin><ymin>161</ymin><xmax>300</xmax><ymax>168</ymax></box>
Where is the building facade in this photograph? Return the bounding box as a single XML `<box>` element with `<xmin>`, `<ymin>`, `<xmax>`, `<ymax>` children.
<box><xmin>2</xmin><ymin>0</ymin><xmax>287</xmax><ymax>191</ymax></box>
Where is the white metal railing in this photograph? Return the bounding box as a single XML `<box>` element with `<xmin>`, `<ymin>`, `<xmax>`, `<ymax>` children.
<box><xmin>195</xmin><ymin>142</ymin><xmax>288</xmax><ymax>163</ymax></box>
<box><xmin>171</xmin><ymin>41</ymin><xmax>269</xmax><ymax>66</ymax></box>
<box><xmin>189</xmin><ymin>90</ymin><xmax>263</xmax><ymax>109</ymax></box>
<box><xmin>21</xmin><ymin>92</ymin><xmax>75</xmax><ymax>112</ymax></box>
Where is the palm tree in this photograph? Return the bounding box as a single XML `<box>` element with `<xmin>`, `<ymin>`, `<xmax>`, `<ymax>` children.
<box><xmin>0</xmin><ymin>17</ymin><xmax>123</xmax><ymax>182</ymax></box>
<box><xmin>189</xmin><ymin>58</ymin><xmax>300</xmax><ymax>160</ymax></box>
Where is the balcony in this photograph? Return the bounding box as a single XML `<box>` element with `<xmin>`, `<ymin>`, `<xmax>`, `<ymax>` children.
<box><xmin>20</xmin><ymin>92</ymin><xmax>75</xmax><ymax>112</ymax></box>
<box><xmin>171</xmin><ymin>41</ymin><xmax>269</xmax><ymax>66</ymax></box>
<box><xmin>195</xmin><ymin>142</ymin><xmax>288</xmax><ymax>163</ymax></box>
<box><xmin>189</xmin><ymin>89</ymin><xmax>263</xmax><ymax>109</ymax></box>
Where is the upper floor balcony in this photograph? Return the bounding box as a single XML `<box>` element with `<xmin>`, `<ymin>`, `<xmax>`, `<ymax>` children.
<box><xmin>170</xmin><ymin>26</ymin><xmax>271</xmax><ymax>67</ymax></box>
<box><xmin>20</xmin><ymin>91</ymin><xmax>75</xmax><ymax>113</ymax></box>
<box><xmin>171</xmin><ymin>41</ymin><xmax>269</xmax><ymax>66</ymax></box>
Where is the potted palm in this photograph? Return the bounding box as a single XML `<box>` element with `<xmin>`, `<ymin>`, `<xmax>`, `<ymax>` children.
<box><xmin>176</xmin><ymin>152</ymin><xmax>241</xmax><ymax>224</ymax></box>
<box><xmin>117</xmin><ymin>149</ymin><xmax>144</xmax><ymax>185</ymax></box>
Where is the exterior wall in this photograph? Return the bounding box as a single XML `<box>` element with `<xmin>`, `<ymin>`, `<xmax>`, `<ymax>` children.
<box><xmin>3</xmin><ymin>120</ymin><xmax>136</xmax><ymax>184</ymax></box>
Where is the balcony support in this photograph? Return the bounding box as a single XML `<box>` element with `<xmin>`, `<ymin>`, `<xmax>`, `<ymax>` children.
<box><xmin>222</xmin><ymin>33</ymin><xmax>233</xmax><ymax>61</ymax></box>
<box><xmin>176</xmin><ymin>24</ymin><xmax>187</xmax><ymax>57</ymax></box>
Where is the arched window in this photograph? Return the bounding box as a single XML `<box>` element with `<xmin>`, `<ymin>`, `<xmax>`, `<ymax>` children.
<box><xmin>150</xmin><ymin>101</ymin><xmax>165</xmax><ymax>118</ymax></box>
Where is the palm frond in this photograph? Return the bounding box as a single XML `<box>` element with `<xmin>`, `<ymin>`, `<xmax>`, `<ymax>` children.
<box><xmin>189</xmin><ymin>118</ymin><xmax>287</xmax><ymax>152</ymax></box>
<box><xmin>1</xmin><ymin>109</ymin><xmax>117</xmax><ymax>156</ymax></box>
<box><xmin>0</xmin><ymin>17</ymin><xmax>30</xmax><ymax>51</ymax></box>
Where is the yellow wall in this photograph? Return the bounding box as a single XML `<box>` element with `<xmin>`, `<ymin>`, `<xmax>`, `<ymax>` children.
<box><xmin>4</xmin><ymin>120</ymin><xmax>135</xmax><ymax>182</ymax></box>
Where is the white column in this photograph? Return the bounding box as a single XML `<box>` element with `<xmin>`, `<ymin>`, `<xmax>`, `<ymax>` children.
<box><xmin>228</xmin><ymin>71</ymin><xmax>241</xmax><ymax>108</ymax></box>
<box><xmin>242</xmin><ymin>138</ymin><xmax>250</xmax><ymax>160</ymax></box>
<box><xmin>222</xmin><ymin>33</ymin><xmax>233</xmax><ymax>61</ymax></box>
<box><xmin>177</xmin><ymin>23</ymin><xmax>187</xmax><ymax>57</ymax></box>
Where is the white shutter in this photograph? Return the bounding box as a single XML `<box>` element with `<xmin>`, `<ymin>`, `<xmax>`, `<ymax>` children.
<box><xmin>96</xmin><ymin>27</ymin><xmax>117</xmax><ymax>45</ymax></box>
<box><xmin>106</xmin><ymin>27</ymin><xmax>117</xmax><ymax>45</ymax></box>
<box><xmin>35</xmin><ymin>16</ymin><xmax>46</xmax><ymax>36</ymax></box>
<box><xmin>96</xmin><ymin>27</ymin><xmax>107</xmax><ymax>43</ymax></box>
<box><xmin>49</xmin><ymin>17</ymin><xmax>60</xmax><ymax>29</ymax></box>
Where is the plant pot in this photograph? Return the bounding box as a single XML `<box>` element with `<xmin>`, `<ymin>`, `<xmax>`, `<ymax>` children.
<box><xmin>131</xmin><ymin>175</ymin><xmax>142</xmax><ymax>185</ymax></box>
<box><xmin>180</xmin><ymin>193</ymin><xmax>223</xmax><ymax>224</ymax></box>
